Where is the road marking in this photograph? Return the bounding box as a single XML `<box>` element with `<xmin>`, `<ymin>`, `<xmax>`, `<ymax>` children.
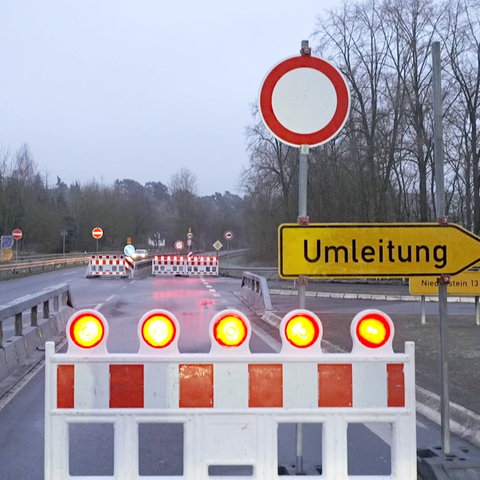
<box><xmin>251</xmin><ymin>323</ymin><xmax>281</xmax><ymax>352</ymax></box>
<box><xmin>94</xmin><ymin>293</ymin><xmax>117</xmax><ymax>310</ymax></box>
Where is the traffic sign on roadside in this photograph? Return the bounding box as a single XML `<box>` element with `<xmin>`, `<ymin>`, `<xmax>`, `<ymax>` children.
<box><xmin>92</xmin><ymin>227</ymin><xmax>103</xmax><ymax>239</ymax></box>
<box><xmin>278</xmin><ymin>223</ymin><xmax>480</xmax><ymax>278</ymax></box>
<box><xmin>410</xmin><ymin>269</ymin><xmax>480</xmax><ymax>296</ymax></box>
<box><xmin>174</xmin><ymin>240</ymin><xmax>184</xmax><ymax>251</ymax></box>
<box><xmin>12</xmin><ymin>228</ymin><xmax>23</xmax><ymax>240</ymax></box>
<box><xmin>213</xmin><ymin>240</ymin><xmax>223</xmax><ymax>251</ymax></box>
<box><xmin>1</xmin><ymin>248</ymin><xmax>13</xmax><ymax>261</ymax></box>
<box><xmin>259</xmin><ymin>55</ymin><xmax>350</xmax><ymax>147</ymax></box>
<box><xmin>1</xmin><ymin>235</ymin><xmax>14</xmax><ymax>249</ymax></box>
<box><xmin>224</xmin><ymin>231</ymin><xmax>233</xmax><ymax>241</ymax></box>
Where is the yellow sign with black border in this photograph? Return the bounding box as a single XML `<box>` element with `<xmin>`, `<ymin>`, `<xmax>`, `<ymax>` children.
<box><xmin>278</xmin><ymin>223</ymin><xmax>480</xmax><ymax>278</ymax></box>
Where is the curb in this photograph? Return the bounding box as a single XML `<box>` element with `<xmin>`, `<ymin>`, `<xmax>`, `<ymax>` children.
<box><xmin>268</xmin><ymin>288</ymin><xmax>477</xmax><ymax>303</ymax></box>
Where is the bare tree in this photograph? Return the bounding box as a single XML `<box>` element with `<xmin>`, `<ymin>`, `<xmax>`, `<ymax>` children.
<box><xmin>168</xmin><ymin>168</ymin><xmax>200</xmax><ymax>243</ymax></box>
<box><xmin>244</xmin><ymin>107</ymin><xmax>297</xmax><ymax>220</ymax></box>
<box><xmin>444</xmin><ymin>0</ymin><xmax>480</xmax><ymax>232</ymax></box>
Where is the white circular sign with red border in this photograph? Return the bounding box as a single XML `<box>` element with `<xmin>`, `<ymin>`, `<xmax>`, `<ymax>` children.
<box><xmin>12</xmin><ymin>228</ymin><xmax>23</xmax><ymax>240</ymax></box>
<box><xmin>92</xmin><ymin>227</ymin><xmax>103</xmax><ymax>239</ymax></box>
<box><xmin>174</xmin><ymin>240</ymin><xmax>184</xmax><ymax>251</ymax></box>
<box><xmin>259</xmin><ymin>55</ymin><xmax>350</xmax><ymax>147</ymax></box>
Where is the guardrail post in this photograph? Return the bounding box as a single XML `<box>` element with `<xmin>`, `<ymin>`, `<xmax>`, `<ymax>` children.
<box><xmin>0</xmin><ymin>325</ymin><xmax>3</xmax><ymax>347</ymax></box>
<box><xmin>53</xmin><ymin>295</ymin><xmax>59</xmax><ymax>312</ymax></box>
<box><xmin>31</xmin><ymin>305</ymin><xmax>38</xmax><ymax>327</ymax></box>
<box><xmin>15</xmin><ymin>312</ymin><xmax>23</xmax><ymax>336</ymax></box>
<box><xmin>43</xmin><ymin>300</ymin><xmax>50</xmax><ymax>319</ymax></box>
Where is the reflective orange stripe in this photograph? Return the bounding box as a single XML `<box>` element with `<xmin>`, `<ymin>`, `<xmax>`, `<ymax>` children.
<box><xmin>248</xmin><ymin>364</ymin><xmax>283</xmax><ymax>407</ymax></box>
<box><xmin>318</xmin><ymin>364</ymin><xmax>353</xmax><ymax>407</ymax></box>
<box><xmin>179</xmin><ymin>364</ymin><xmax>214</xmax><ymax>408</ymax></box>
<box><xmin>387</xmin><ymin>364</ymin><xmax>405</xmax><ymax>407</ymax></box>
<box><xmin>110</xmin><ymin>364</ymin><xmax>144</xmax><ymax>408</ymax></box>
<box><xmin>57</xmin><ymin>365</ymin><xmax>74</xmax><ymax>408</ymax></box>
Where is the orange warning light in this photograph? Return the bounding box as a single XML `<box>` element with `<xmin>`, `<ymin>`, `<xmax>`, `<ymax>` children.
<box><xmin>69</xmin><ymin>312</ymin><xmax>105</xmax><ymax>349</ymax></box>
<box><xmin>213</xmin><ymin>313</ymin><xmax>248</xmax><ymax>347</ymax></box>
<box><xmin>141</xmin><ymin>313</ymin><xmax>177</xmax><ymax>348</ymax></box>
<box><xmin>285</xmin><ymin>313</ymin><xmax>319</xmax><ymax>348</ymax></box>
<box><xmin>356</xmin><ymin>312</ymin><xmax>391</xmax><ymax>348</ymax></box>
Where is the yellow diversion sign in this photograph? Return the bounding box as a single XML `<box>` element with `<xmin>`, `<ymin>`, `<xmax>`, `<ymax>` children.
<box><xmin>278</xmin><ymin>223</ymin><xmax>480</xmax><ymax>278</ymax></box>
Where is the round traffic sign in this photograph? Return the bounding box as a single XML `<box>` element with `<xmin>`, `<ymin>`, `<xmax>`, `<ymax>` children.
<box><xmin>259</xmin><ymin>55</ymin><xmax>350</xmax><ymax>147</ymax></box>
<box><xmin>12</xmin><ymin>228</ymin><xmax>23</xmax><ymax>240</ymax></box>
<box><xmin>92</xmin><ymin>227</ymin><xmax>103</xmax><ymax>239</ymax></box>
<box><xmin>174</xmin><ymin>240</ymin><xmax>184</xmax><ymax>251</ymax></box>
<box><xmin>224</xmin><ymin>231</ymin><xmax>234</xmax><ymax>241</ymax></box>
<box><xmin>124</xmin><ymin>244</ymin><xmax>135</xmax><ymax>257</ymax></box>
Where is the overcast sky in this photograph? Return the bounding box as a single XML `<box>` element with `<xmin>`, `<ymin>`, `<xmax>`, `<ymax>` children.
<box><xmin>0</xmin><ymin>0</ymin><xmax>340</xmax><ymax>196</ymax></box>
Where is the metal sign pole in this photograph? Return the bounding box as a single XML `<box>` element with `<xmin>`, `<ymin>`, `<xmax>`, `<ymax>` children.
<box><xmin>298</xmin><ymin>144</ymin><xmax>309</xmax><ymax>309</ymax></box>
<box><xmin>432</xmin><ymin>40</ymin><xmax>451</xmax><ymax>455</ymax></box>
<box><xmin>295</xmin><ymin>144</ymin><xmax>309</xmax><ymax>476</ymax></box>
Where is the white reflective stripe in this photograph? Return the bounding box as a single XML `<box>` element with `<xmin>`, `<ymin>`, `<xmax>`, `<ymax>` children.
<box><xmin>75</xmin><ymin>362</ymin><xmax>109</xmax><ymax>408</ymax></box>
<box><xmin>353</xmin><ymin>362</ymin><xmax>387</xmax><ymax>408</ymax></box>
<box><xmin>143</xmin><ymin>362</ymin><xmax>179</xmax><ymax>408</ymax></box>
<box><xmin>283</xmin><ymin>362</ymin><xmax>318</xmax><ymax>408</ymax></box>
<box><xmin>213</xmin><ymin>363</ymin><xmax>248</xmax><ymax>408</ymax></box>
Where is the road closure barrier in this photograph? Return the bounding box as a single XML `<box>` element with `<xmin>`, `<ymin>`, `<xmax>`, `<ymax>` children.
<box><xmin>86</xmin><ymin>255</ymin><xmax>128</xmax><ymax>278</ymax></box>
<box><xmin>152</xmin><ymin>255</ymin><xmax>218</xmax><ymax>276</ymax></box>
<box><xmin>45</xmin><ymin>308</ymin><xmax>416</xmax><ymax>479</ymax></box>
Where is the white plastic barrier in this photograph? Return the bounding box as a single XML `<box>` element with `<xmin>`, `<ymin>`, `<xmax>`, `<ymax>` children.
<box><xmin>186</xmin><ymin>255</ymin><xmax>218</xmax><ymax>276</ymax></box>
<box><xmin>152</xmin><ymin>255</ymin><xmax>218</xmax><ymax>276</ymax></box>
<box><xmin>86</xmin><ymin>255</ymin><xmax>128</xmax><ymax>278</ymax></box>
<box><xmin>151</xmin><ymin>255</ymin><xmax>186</xmax><ymax>275</ymax></box>
<box><xmin>45</xmin><ymin>308</ymin><xmax>416</xmax><ymax>479</ymax></box>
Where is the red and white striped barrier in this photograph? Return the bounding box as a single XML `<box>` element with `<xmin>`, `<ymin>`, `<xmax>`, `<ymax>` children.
<box><xmin>152</xmin><ymin>255</ymin><xmax>218</xmax><ymax>276</ymax></box>
<box><xmin>186</xmin><ymin>255</ymin><xmax>218</xmax><ymax>276</ymax></box>
<box><xmin>45</xmin><ymin>308</ymin><xmax>416</xmax><ymax>479</ymax></box>
<box><xmin>86</xmin><ymin>255</ymin><xmax>128</xmax><ymax>278</ymax></box>
<box><xmin>151</xmin><ymin>255</ymin><xmax>186</xmax><ymax>275</ymax></box>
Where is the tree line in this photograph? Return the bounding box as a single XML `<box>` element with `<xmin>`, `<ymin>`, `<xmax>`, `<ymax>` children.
<box><xmin>2</xmin><ymin>0</ymin><xmax>480</xmax><ymax>263</ymax></box>
<box><xmin>0</xmin><ymin>146</ymin><xmax>245</xmax><ymax>255</ymax></box>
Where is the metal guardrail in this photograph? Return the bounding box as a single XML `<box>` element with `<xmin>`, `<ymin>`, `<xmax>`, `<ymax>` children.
<box><xmin>240</xmin><ymin>271</ymin><xmax>273</xmax><ymax>311</ymax></box>
<box><xmin>220</xmin><ymin>265</ymin><xmax>278</xmax><ymax>280</ymax></box>
<box><xmin>0</xmin><ymin>255</ymin><xmax>89</xmax><ymax>277</ymax></box>
<box><xmin>0</xmin><ymin>283</ymin><xmax>73</xmax><ymax>347</ymax></box>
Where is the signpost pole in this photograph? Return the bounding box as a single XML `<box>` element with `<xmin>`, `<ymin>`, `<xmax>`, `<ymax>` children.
<box><xmin>296</xmin><ymin>144</ymin><xmax>309</xmax><ymax>476</ymax></box>
<box><xmin>297</xmin><ymin>144</ymin><xmax>309</xmax><ymax>310</ymax></box>
<box><xmin>295</xmin><ymin>41</ymin><xmax>313</xmax><ymax>476</ymax></box>
<box><xmin>433</xmin><ymin>40</ymin><xmax>451</xmax><ymax>455</ymax></box>
<box><xmin>260</xmin><ymin>39</ymin><xmax>350</xmax><ymax>476</ymax></box>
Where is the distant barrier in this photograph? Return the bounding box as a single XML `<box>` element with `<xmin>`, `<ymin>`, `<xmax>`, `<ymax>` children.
<box><xmin>86</xmin><ymin>255</ymin><xmax>128</xmax><ymax>278</ymax></box>
<box><xmin>152</xmin><ymin>255</ymin><xmax>218</xmax><ymax>276</ymax></box>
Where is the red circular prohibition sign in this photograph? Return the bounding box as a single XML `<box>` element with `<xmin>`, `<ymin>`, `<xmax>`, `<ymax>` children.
<box><xmin>259</xmin><ymin>55</ymin><xmax>350</xmax><ymax>147</ymax></box>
